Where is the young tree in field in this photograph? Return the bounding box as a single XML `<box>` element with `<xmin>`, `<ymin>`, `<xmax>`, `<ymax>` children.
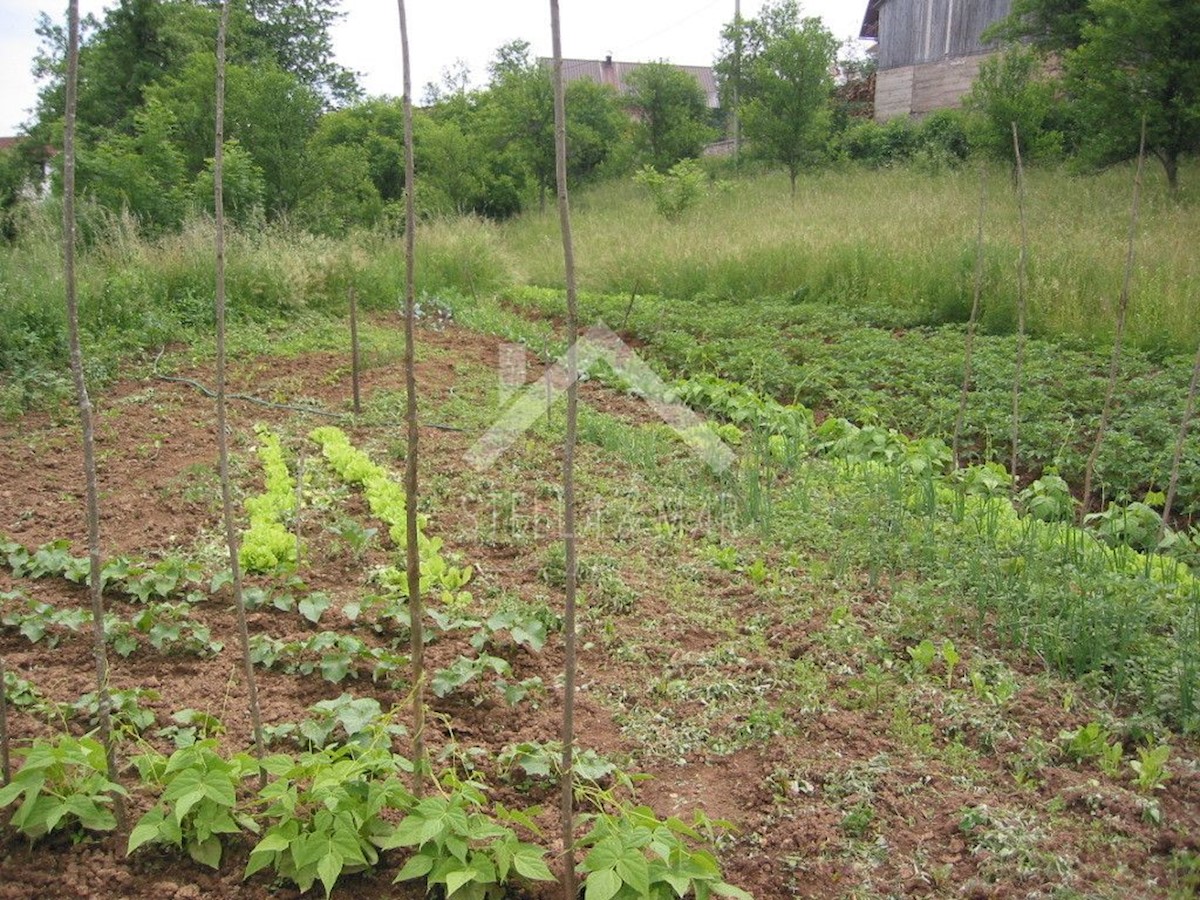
<box><xmin>624</xmin><ymin>61</ymin><xmax>714</xmax><ymax>171</ymax></box>
<box><xmin>716</xmin><ymin>0</ymin><xmax>837</xmax><ymax>196</ymax></box>
<box><xmin>62</xmin><ymin>0</ymin><xmax>124</xmax><ymax>829</ymax></box>
<box><xmin>964</xmin><ymin>46</ymin><xmax>1062</xmax><ymax>182</ymax></box>
<box><xmin>213</xmin><ymin>0</ymin><xmax>266</xmax><ymax>766</ymax></box>
<box><xmin>548</xmin><ymin>1</ymin><xmax>580</xmax><ymax>893</ymax></box>
<box><xmin>394</xmin><ymin>0</ymin><xmax>426</xmax><ymax>795</ymax></box>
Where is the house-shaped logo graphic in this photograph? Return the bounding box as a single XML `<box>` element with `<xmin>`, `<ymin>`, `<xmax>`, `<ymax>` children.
<box><xmin>465</xmin><ymin>323</ymin><xmax>735</xmax><ymax>473</ymax></box>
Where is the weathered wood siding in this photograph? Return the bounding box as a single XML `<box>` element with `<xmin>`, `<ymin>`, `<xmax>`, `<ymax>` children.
<box><xmin>877</xmin><ymin>0</ymin><xmax>1011</xmax><ymax>70</ymax></box>
<box><xmin>875</xmin><ymin>54</ymin><xmax>988</xmax><ymax>121</ymax></box>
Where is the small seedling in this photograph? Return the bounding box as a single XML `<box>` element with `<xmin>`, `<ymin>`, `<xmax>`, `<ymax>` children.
<box><xmin>1130</xmin><ymin>743</ymin><xmax>1171</xmax><ymax>793</ymax></box>
<box><xmin>941</xmin><ymin>640</ymin><xmax>960</xmax><ymax>688</ymax></box>
<box><xmin>907</xmin><ymin>639</ymin><xmax>936</xmax><ymax>673</ymax></box>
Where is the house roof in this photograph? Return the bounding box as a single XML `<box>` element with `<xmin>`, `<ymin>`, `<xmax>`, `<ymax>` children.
<box><xmin>0</xmin><ymin>136</ymin><xmax>20</xmax><ymax>151</ymax></box>
<box><xmin>539</xmin><ymin>57</ymin><xmax>720</xmax><ymax>109</ymax></box>
<box><xmin>860</xmin><ymin>0</ymin><xmax>885</xmax><ymax>40</ymax></box>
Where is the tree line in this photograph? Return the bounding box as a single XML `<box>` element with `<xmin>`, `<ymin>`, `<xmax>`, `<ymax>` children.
<box><xmin>1</xmin><ymin>0</ymin><xmax>1196</xmax><ymax>241</ymax></box>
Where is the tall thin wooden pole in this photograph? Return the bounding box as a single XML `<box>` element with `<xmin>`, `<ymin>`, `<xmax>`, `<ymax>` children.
<box><xmin>1010</xmin><ymin>123</ymin><xmax>1028</xmax><ymax>488</ymax></box>
<box><xmin>1161</xmin><ymin>339</ymin><xmax>1200</xmax><ymax>540</ymax></box>
<box><xmin>214</xmin><ymin>0</ymin><xmax>266</xmax><ymax>767</ymax></box>
<box><xmin>732</xmin><ymin>0</ymin><xmax>741</xmax><ymax>166</ymax></box>
<box><xmin>1081</xmin><ymin>116</ymin><xmax>1147</xmax><ymax>522</ymax></box>
<box><xmin>0</xmin><ymin>653</ymin><xmax>11</xmax><ymax>784</ymax></box>
<box><xmin>550</xmin><ymin>2</ymin><xmax>580</xmax><ymax>895</ymax></box>
<box><xmin>396</xmin><ymin>0</ymin><xmax>425</xmax><ymax>794</ymax></box>
<box><xmin>63</xmin><ymin>0</ymin><xmax>123</xmax><ymax>829</ymax></box>
<box><xmin>952</xmin><ymin>166</ymin><xmax>988</xmax><ymax>468</ymax></box>
<box><xmin>349</xmin><ymin>287</ymin><xmax>362</xmax><ymax>415</ymax></box>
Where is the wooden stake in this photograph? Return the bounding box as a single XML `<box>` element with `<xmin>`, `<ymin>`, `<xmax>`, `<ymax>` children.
<box><xmin>1081</xmin><ymin>116</ymin><xmax>1147</xmax><ymax>522</ymax></box>
<box><xmin>214</xmin><ymin>0</ymin><xmax>266</xmax><ymax>769</ymax></box>
<box><xmin>0</xmin><ymin>652</ymin><xmax>11</xmax><ymax>784</ymax></box>
<box><xmin>1160</xmin><ymin>338</ymin><xmax>1200</xmax><ymax>540</ymax></box>
<box><xmin>550</xmin><ymin>2</ymin><xmax>580</xmax><ymax>895</ymax></box>
<box><xmin>294</xmin><ymin>443</ymin><xmax>306</xmax><ymax>570</ymax></box>
<box><xmin>1010</xmin><ymin>122</ymin><xmax>1028</xmax><ymax>489</ymax></box>
<box><xmin>63</xmin><ymin>0</ymin><xmax>124</xmax><ymax>831</ymax></box>
<box><xmin>349</xmin><ymin>286</ymin><xmax>361</xmax><ymax>415</ymax></box>
<box><xmin>952</xmin><ymin>165</ymin><xmax>988</xmax><ymax>469</ymax></box>
<box><xmin>396</xmin><ymin>0</ymin><xmax>426</xmax><ymax>794</ymax></box>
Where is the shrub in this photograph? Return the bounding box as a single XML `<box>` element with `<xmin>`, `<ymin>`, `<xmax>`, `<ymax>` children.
<box><xmin>634</xmin><ymin>159</ymin><xmax>707</xmax><ymax>220</ymax></box>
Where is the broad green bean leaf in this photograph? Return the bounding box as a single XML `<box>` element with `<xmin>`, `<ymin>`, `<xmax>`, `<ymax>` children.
<box><xmin>584</xmin><ymin>868</ymin><xmax>622</xmax><ymax>900</ymax></box>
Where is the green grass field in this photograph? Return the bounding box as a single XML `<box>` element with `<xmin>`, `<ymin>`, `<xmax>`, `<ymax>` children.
<box><xmin>500</xmin><ymin>161</ymin><xmax>1200</xmax><ymax>354</ymax></box>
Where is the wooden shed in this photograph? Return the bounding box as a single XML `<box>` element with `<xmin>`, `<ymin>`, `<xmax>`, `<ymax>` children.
<box><xmin>861</xmin><ymin>0</ymin><xmax>1012</xmax><ymax>121</ymax></box>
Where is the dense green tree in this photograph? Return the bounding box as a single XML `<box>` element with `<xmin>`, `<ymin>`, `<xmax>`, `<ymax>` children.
<box><xmin>989</xmin><ymin>0</ymin><xmax>1094</xmax><ymax>51</ymax></box>
<box><xmin>77</xmin><ymin>97</ymin><xmax>189</xmax><ymax>231</ymax></box>
<box><xmin>717</xmin><ymin>1</ymin><xmax>837</xmax><ymax>195</ymax></box>
<box><xmin>192</xmin><ymin>139</ymin><xmax>265</xmax><ymax>225</ymax></box>
<box><xmin>623</xmin><ymin>61</ymin><xmax>713</xmax><ymax>171</ymax></box>
<box><xmin>964</xmin><ymin>45</ymin><xmax>1063</xmax><ymax>177</ymax></box>
<box><xmin>989</xmin><ymin>0</ymin><xmax>1199</xmax><ymax>196</ymax></box>
<box><xmin>143</xmin><ymin>53</ymin><xmax>322</xmax><ymax>213</ymax></box>
<box><xmin>241</xmin><ymin>0</ymin><xmax>359</xmax><ymax>106</ymax></box>
<box><xmin>23</xmin><ymin>0</ymin><xmax>349</xmax><ymax>229</ymax></box>
<box><xmin>295</xmin><ymin>142</ymin><xmax>382</xmax><ymax>234</ymax></box>
<box><xmin>481</xmin><ymin>40</ymin><xmax>625</xmax><ymax>210</ymax></box>
<box><xmin>1066</xmin><ymin>0</ymin><xmax>1199</xmax><ymax>196</ymax></box>
<box><xmin>306</xmin><ymin>98</ymin><xmax>406</xmax><ymax>202</ymax></box>
<box><xmin>0</xmin><ymin>148</ymin><xmax>31</xmax><ymax>242</ymax></box>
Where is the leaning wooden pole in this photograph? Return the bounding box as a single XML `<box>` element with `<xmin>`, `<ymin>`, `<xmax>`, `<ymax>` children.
<box><xmin>63</xmin><ymin>0</ymin><xmax>124</xmax><ymax>830</ymax></box>
<box><xmin>1009</xmin><ymin>123</ymin><xmax>1028</xmax><ymax>488</ymax></box>
<box><xmin>1160</xmin><ymin>338</ymin><xmax>1200</xmax><ymax>541</ymax></box>
<box><xmin>349</xmin><ymin>286</ymin><xmax>362</xmax><ymax>415</ymax></box>
<box><xmin>396</xmin><ymin>0</ymin><xmax>425</xmax><ymax>794</ymax></box>
<box><xmin>214</xmin><ymin>0</ymin><xmax>266</xmax><ymax>766</ymax></box>
<box><xmin>952</xmin><ymin>165</ymin><xmax>988</xmax><ymax>468</ymax></box>
<box><xmin>549</xmin><ymin>2</ymin><xmax>580</xmax><ymax>896</ymax></box>
<box><xmin>0</xmin><ymin>652</ymin><xmax>11</xmax><ymax>784</ymax></box>
<box><xmin>1081</xmin><ymin>116</ymin><xmax>1147</xmax><ymax>523</ymax></box>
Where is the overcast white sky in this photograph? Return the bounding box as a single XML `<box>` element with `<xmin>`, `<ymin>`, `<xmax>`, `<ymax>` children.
<box><xmin>0</xmin><ymin>0</ymin><xmax>871</xmax><ymax>134</ymax></box>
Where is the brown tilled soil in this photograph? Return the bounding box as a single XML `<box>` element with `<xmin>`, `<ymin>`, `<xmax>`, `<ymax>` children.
<box><xmin>1</xmin><ymin>317</ymin><xmax>1198</xmax><ymax>899</ymax></box>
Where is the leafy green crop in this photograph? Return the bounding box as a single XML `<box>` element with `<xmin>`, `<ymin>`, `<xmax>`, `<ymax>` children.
<box><xmin>576</xmin><ymin>804</ymin><xmax>750</xmax><ymax>900</ymax></box>
<box><xmin>498</xmin><ymin>741</ymin><xmax>617</xmax><ymax>784</ymax></box>
<box><xmin>0</xmin><ymin>536</ymin><xmax>204</xmax><ymax>602</ymax></box>
<box><xmin>263</xmin><ymin>693</ymin><xmax>406</xmax><ymax>750</ymax></box>
<box><xmin>310</xmin><ymin>426</ymin><xmax>473</xmax><ymax>604</ymax></box>
<box><xmin>246</xmin><ymin>744</ymin><xmax>414</xmax><ymax>897</ymax></box>
<box><xmin>1130</xmin><ymin>743</ymin><xmax>1171</xmax><ymax>793</ymax></box>
<box><xmin>380</xmin><ymin>775</ymin><xmax>554</xmax><ymax>898</ymax></box>
<box><xmin>248</xmin><ymin>631</ymin><xmax>408</xmax><ymax>684</ymax></box>
<box><xmin>240</xmin><ymin>427</ymin><xmax>299</xmax><ymax>574</ymax></box>
<box><xmin>129</xmin><ymin>740</ymin><xmax>258</xmax><ymax>868</ymax></box>
<box><xmin>0</xmin><ymin>735</ymin><xmax>127</xmax><ymax>839</ymax></box>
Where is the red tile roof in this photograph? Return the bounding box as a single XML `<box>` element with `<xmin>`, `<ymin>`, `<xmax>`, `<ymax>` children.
<box><xmin>541</xmin><ymin>57</ymin><xmax>721</xmax><ymax>109</ymax></box>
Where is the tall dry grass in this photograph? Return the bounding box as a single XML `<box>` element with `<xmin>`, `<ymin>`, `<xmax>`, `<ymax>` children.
<box><xmin>499</xmin><ymin>160</ymin><xmax>1200</xmax><ymax>353</ymax></box>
